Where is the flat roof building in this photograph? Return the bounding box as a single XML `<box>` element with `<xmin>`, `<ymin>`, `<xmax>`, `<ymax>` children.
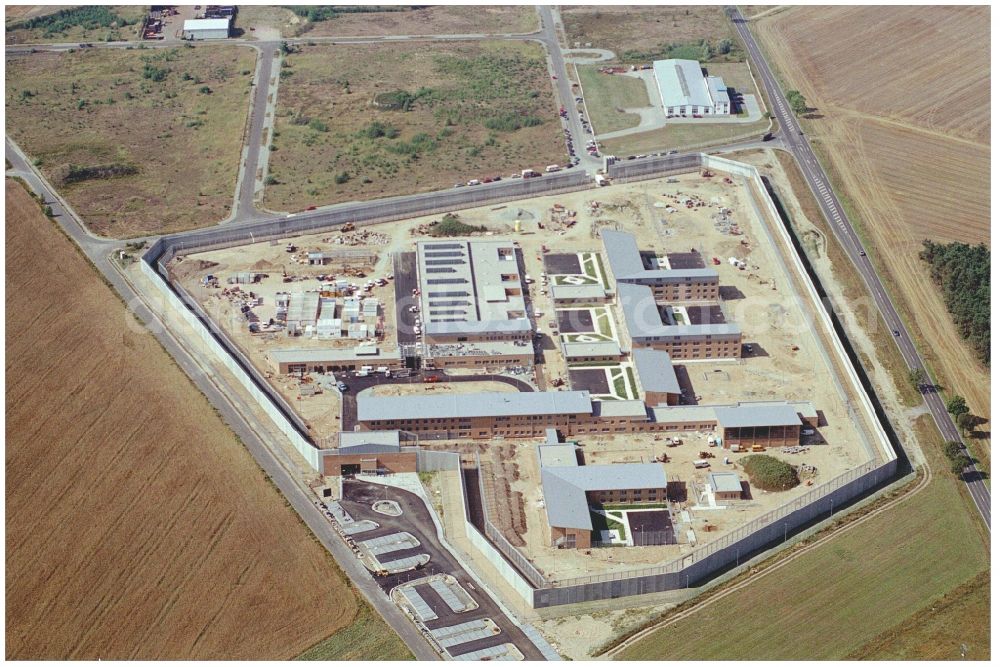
<box><xmin>631</xmin><ymin>348</ymin><xmax>681</xmax><ymax>406</ymax></box>
<box><xmin>269</xmin><ymin>346</ymin><xmax>402</xmax><ymax>374</ymax></box>
<box><xmin>417</xmin><ymin>239</ymin><xmax>531</xmax><ymax>343</ymax></box>
<box><xmin>539</xmin><ymin>444</ymin><xmax>668</xmax><ymax>549</ymax></box>
<box><xmin>652</xmin><ymin>59</ymin><xmax>730</xmax><ymax>116</ymax></box>
<box><xmin>708</xmin><ymin>471</ymin><xmax>744</xmax><ymax>500</ymax></box>
<box><xmin>182</xmin><ymin>17</ymin><xmax>231</xmax><ymax>40</ymax></box>
<box><xmin>619</xmin><ymin>282</ymin><xmax>742</xmax><ymax>359</ymax></box>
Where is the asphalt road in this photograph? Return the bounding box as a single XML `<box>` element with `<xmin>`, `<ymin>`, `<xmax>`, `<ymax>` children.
<box><xmin>729</xmin><ymin>7</ymin><xmax>990</xmax><ymax>529</ymax></box>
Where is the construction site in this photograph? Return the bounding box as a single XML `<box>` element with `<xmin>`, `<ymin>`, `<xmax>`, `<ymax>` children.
<box><xmin>162</xmin><ymin>163</ymin><xmax>889</xmax><ymax>596</ymax></box>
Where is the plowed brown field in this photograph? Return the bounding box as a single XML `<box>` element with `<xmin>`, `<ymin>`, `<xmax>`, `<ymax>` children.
<box><xmin>5</xmin><ymin>179</ymin><xmax>357</xmax><ymax>659</ymax></box>
<box><xmin>754</xmin><ymin>6</ymin><xmax>991</xmax><ymax>471</ymax></box>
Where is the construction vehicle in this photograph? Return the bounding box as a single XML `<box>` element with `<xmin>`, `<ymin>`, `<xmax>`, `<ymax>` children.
<box><xmin>341</xmin><ymin>222</ymin><xmax>355</xmax><ymax>232</ymax></box>
<box><xmin>423</xmin><ymin>375</ymin><xmax>440</xmax><ymax>383</ymax></box>
<box><xmin>752</xmin><ymin>444</ymin><xmax>766</xmax><ymax>452</ymax></box>
<box><xmin>712</xmin><ymin>257</ymin><xmax>721</xmax><ymax>265</ymax></box>
<box><xmin>698</xmin><ymin>451</ymin><xmax>715</xmax><ymax>459</ymax></box>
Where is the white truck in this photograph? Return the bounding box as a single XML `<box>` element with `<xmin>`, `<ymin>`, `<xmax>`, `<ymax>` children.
<box><xmin>595</xmin><ymin>174</ymin><xmax>608</xmax><ymax>186</ymax></box>
<box><xmin>545</xmin><ymin>164</ymin><xmax>561</xmax><ymax>173</ymax></box>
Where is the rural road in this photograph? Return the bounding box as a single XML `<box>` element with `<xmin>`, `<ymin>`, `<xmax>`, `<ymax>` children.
<box><xmin>728</xmin><ymin>6</ymin><xmax>991</xmax><ymax>529</ymax></box>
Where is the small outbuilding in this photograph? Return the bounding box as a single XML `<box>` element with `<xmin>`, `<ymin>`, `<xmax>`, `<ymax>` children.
<box><xmin>708</xmin><ymin>471</ymin><xmax>744</xmax><ymax>501</ymax></box>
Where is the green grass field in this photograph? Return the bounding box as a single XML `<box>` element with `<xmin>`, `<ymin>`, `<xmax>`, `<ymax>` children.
<box><xmin>591</xmin><ymin>511</ymin><xmax>625</xmax><ymax>542</ymax></box>
<box><xmin>266</xmin><ymin>40</ymin><xmax>565</xmax><ymax>211</ymax></box>
<box><xmin>847</xmin><ymin>570</ymin><xmax>989</xmax><ymax>660</ymax></box>
<box><xmin>602</xmin><ymin>116</ymin><xmax>771</xmax><ymax>155</ymax></box>
<box><xmin>577</xmin><ymin>65</ymin><xmax>649</xmax><ymax>135</ymax></box>
<box><xmin>298</xmin><ymin>604</ymin><xmax>413</xmax><ymax>661</ymax></box>
<box><xmin>6</xmin><ymin>45</ymin><xmax>255</xmax><ymax>236</ymax></box>
<box><xmin>613</xmin><ymin>414</ymin><xmax>989</xmax><ymax>660</ymax></box>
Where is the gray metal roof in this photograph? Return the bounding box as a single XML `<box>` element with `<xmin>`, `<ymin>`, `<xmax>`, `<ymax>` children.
<box><xmin>653</xmin><ymin>59</ymin><xmax>714</xmax><ymax>109</ymax></box>
<box><xmin>541</xmin><ymin>464</ymin><xmax>668</xmax><ymax>530</ymax></box>
<box><xmin>601</xmin><ymin>229</ymin><xmax>718</xmax><ymax>283</ymax></box>
<box><xmin>590</xmin><ymin>399</ymin><xmax>648</xmax><ymax>418</ymax></box>
<box><xmin>545</xmin><ymin>427</ymin><xmax>561</xmax><ymax>445</ymax></box>
<box><xmin>631</xmin><ymin>348</ymin><xmax>681</xmax><ymax>395</ymax></box>
<box><xmin>537</xmin><ymin>444</ymin><xmax>579</xmax><ymax>468</ymax></box>
<box><xmin>183</xmin><ymin>17</ymin><xmax>230</xmax><ymax>31</ymax></box>
<box><xmin>708</xmin><ymin>471</ymin><xmax>743</xmax><ymax>493</ymax></box>
<box><xmin>618</xmin><ymin>282</ymin><xmax>741</xmax><ymax>340</ymax></box>
<box><xmin>649</xmin><ymin>404</ymin><xmax>718</xmax><ymax>424</ymax></box>
<box><xmin>425</xmin><ymin>318</ymin><xmax>532</xmax><ymax>336</ymax></box>
<box><xmin>270</xmin><ymin>346</ymin><xmax>399</xmax><ymax>363</ymax></box>
<box><xmin>714</xmin><ymin>402</ymin><xmax>802</xmax><ymax>428</ymax></box>
<box><xmin>357</xmin><ymin>390</ymin><xmax>594</xmax><ymax>422</ymax></box>
<box><xmin>561</xmin><ymin>340</ymin><xmax>622</xmax><ymax>358</ymax></box>
<box><xmin>339</xmin><ymin>430</ymin><xmax>400</xmax><ymax>453</ymax></box>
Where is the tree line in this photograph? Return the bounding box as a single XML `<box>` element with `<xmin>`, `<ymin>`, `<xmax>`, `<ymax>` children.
<box><xmin>919</xmin><ymin>240</ymin><xmax>990</xmax><ymax>365</ymax></box>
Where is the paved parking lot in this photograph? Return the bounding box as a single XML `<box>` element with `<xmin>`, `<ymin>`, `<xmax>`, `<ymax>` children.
<box><xmin>666</xmin><ymin>251</ymin><xmax>706</xmax><ymax>270</ymax></box>
<box><xmin>568</xmin><ymin>367</ymin><xmax>611</xmax><ymax>394</ymax></box>
<box><xmin>627</xmin><ymin>510</ymin><xmax>676</xmax><ymax>546</ymax></box>
<box><xmin>543</xmin><ymin>253</ymin><xmax>583</xmax><ymax>274</ymax></box>
<box><xmin>557</xmin><ymin>308</ymin><xmax>595</xmax><ymax>334</ymax></box>
<box><xmin>340</xmin><ymin>479</ymin><xmax>545</xmax><ymax>660</ymax></box>
<box><xmin>393</xmin><ymin>251</ymin><xmax>419</xmax><ymax>345</ymax></box>
<box><xmin>686</xmin><ymin>304</ymin><xmax>728</xmax><ymax>325</ymax></box>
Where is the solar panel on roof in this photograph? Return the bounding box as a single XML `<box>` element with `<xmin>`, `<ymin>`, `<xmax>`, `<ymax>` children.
<box><xmin>426</xmin><ymin>278</ymin><xmax>467</xmax><ymax>285</ymax></box>
<box><xmin>425</xmin><ymin>267</ymin><xmax>457</xmax><ymax>273</ymax></box>
<box><xmin>428</xmin><ymin>291</ymin><xmax>469</xmax><ymax>297</ymax></box>
<box><xmin>425</xmin><ymin>243</ymin><xmax>463</xmax><ymax>250</ymax></box>
<box><xmin>424</xmin><ymin>259</ymin><xmax>466</xmax><ymax>266</ymax></box>
<box><xmin>424</xmin><ymin>251</ymin><xmax>465</xmax><ymax>258</ymax></box>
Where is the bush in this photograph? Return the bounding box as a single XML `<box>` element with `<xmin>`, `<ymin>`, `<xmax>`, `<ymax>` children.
<box><xmin>428</xmin><ymin>213</ymin><xmax>486</xmax><ymax>237</ymax></box>
<box><xmin>359</xmin><ymin>121</ymin><xmax>398</xmax><ymax>140</ymax></box>
<box><xmin>142</xmin><ymin>64</ymin><xmax>169</xmax><ymax>82</ymax></box>
<box><xmin>483</xmin><ymin>112</ymin><xmax>543</xmax><ymax>132</ymax></box>
<box><xmin>60</xmin><ymin>163</ymin><xmax>138</xmax><ymax>185</ymax></box>
<box><xmin>740</xmin><ymin>454</ymin><xmax>800</xmax><ymax>491</ymax></box>
<box><xmin>333</xmin><ymin>171</ymin><xmax>349</xmax><ymax>184</ymax></box>
<box><xmin>198</xmin><ymin>86</ymin><xmax>212</xmax><ymax>94</ymax></box>
<box><xmin>308</xmin><ymin>118</ymin><xmax>329</xmax><ymax>132</ymax></box>
<box><xmin>786</xmin><ymin>89</ymin><xmax>808</xmax><ymax>115</ymax></box>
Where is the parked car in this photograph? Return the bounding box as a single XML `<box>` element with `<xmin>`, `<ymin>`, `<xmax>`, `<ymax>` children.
<box><xmin>336</xmin><ymin>381</ymin><xmax>348</xmax><ymax>392</ymax></box>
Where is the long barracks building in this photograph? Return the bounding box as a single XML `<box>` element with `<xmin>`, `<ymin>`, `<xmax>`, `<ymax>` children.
<box><xmin>356</xmin><ymin>389</ymin><xmax>816</xmax><ymax>444</ymax></box>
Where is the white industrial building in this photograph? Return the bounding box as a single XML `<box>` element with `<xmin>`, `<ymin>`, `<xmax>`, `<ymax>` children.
<box><xmin>182</xmin><ymin>18</ymin><xmax>231</xmax><ymax>40</ymax></box>
<box><xmin>652</xmin><ymin>59</ymin><xmax>730</xmax><ymax>117</ymax></box>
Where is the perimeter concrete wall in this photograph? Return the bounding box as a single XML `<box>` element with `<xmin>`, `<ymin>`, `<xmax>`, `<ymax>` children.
<box><xmin>140</xmin><ymin>243</ymin><xmax>321</xmax><ymax>470</ymax></box>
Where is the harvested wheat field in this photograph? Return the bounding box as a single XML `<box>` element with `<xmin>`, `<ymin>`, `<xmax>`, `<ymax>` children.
<box><xmin>5</xmin><ymin>179</ymin><xmax>359</xmax><ymax>659</ymax></box>
<box><xmin>754</xmin><ymin>6</ymin><xmax>991</xmax><ymax>469</ymax></box>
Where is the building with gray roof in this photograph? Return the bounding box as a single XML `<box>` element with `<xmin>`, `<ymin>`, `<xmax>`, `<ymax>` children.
<box><xmin>358</xmin><ymin>389</ymin><xmax>593</xmax><ymax>422</ymax></box>
<box><xmin>631</xmin><ymin>348</ymin><xmax>681</xmax><ymax>406</ymax></box>
<box><xmin>538</xmin><ymin>444</ymin><xmax>668</xmax><ymax>548</ymax></box>
<box><xmin>714</xmin><ymin>401</ymin><xmax>804</xmax><ymax>448</ymax></box>
<box><xmin>417</xmin><ymin>239</ymin><xmax>531</xmax><ymax>343</ymax></box>
<box><xmin>618</xmin><ymin>282</ymin><xmax>742</xmax><ymax>359</ymax></box>
<box><xmin>268</xmin><ymin>346</ymin><xmax>402</xmax><ymax>373</ymax></box>
<box><xmin>653</xmin><ymin>59</ymin><xmax>729</xmax><ymax>116</ymax></box>
<box><xmin>708</xmin><ymin>471</ymin><xmax>744</xmax><ymax>500</ymax></box>
<box><xmin>601</xmin><ymin>229</ymin><xmax>719</xmax><ymax>287</ymax></box>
